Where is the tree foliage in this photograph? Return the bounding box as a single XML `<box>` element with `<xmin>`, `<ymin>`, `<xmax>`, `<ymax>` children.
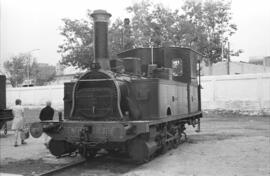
<box><xmin>58</xmin><ymin>13</ymin><xmax>94</xmax><ymax>69</ymax></box>
<box><xmin>4</xmin><ymin>54</ymin><xmax>27</xmax><ymax>87</ymax></box>
<box><xmin>35</xmin><ymin>63</ymin><xmax>56</xmax><ymax>86</ymax></box>
<box><xmin>109</xmin><ymin>18</ymin><xmax>125</xmax><ymax>58</ymax></box>
<box><xmin>109</xmin><ymin>18</ymin><xmax>134</xmax><ymax>58</ymax></box>
<box><xmin>58</xmin><ymin>10</ymin><xmax>134</xmax><ymax>68</ymax></box>
<box><xmin>58</xmin><ymin>0</ymin><xmax>239</xmax><ymax>68</ymax></box>
<box><xmin>127</xmin><ymin>1</ymin><xmax>183</xmax><ymax>47</ymax></box>
<box><xmin>181</xmin><ymin>0</ymin><xmax>237</xmax><ymax>64</ymax></box>
<box><xmin>4</xmin><ymin>54</ymin><xmax>56</xmax><ymax>87</ymax></box>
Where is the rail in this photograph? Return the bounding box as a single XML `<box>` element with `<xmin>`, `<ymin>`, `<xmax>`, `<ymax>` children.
<box><xmin>37</xmin><ymin>159</ymin><xmax>86</xmax><ymax>176</ymax></box>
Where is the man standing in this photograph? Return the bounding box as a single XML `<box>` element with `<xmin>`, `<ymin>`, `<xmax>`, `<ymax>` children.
<box><xmin>12</xmin><ymin>99</ymin><xmax>26</xmax><ymax>147</ymax></box>
<box><xmin>39</xmin><ymin>101</ymin><xmax>54</xmax><ymax>146</ymax></box>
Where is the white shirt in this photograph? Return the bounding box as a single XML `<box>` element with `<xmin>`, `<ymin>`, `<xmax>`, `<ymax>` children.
<box><xmin>12</xmin><ymin>105</ymin><xmax>24</xmax><ymax>118</ymax></box>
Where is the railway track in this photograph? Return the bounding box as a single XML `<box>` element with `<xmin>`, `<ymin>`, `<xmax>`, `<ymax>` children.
<box><xmin>37</xmin><ymin>159</ymin><xmax>86</xmax><ymax>176</ymax></box>
<box><xmin>36</xmin><ymin>153</ymin><xmax>137</xmax><ymax>176</ymax></box>
<box><xmin>36</xmin><ymin>140</ymin><xmax>187</xmax><ymax>176</ymax></box>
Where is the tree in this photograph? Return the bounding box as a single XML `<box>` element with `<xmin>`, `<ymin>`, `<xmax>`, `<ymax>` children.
<box><xmin>58</xmin><ymin>13</ymin><xmax>94</xmax><ymax>69</ymax></box>
<box><xmin>35</xmin><ymin>63</ymin><xmax>56</xmax><ymax>86</ymax></box>
<box><xmin>126</xmin><ymin>1</ymin><xmax>206</xmax><ymax>48</ymax></box>
<box><xmin>182</xmin><ymin>0</ymin><xmax>238</xmax><ymax>65</ymax></box>
<box><xmin>127</xmin><ymin>0</ymin><xmax>239</xmax><ymax>66</ymax></box>
<box><xmin>58</xmin><ymin>0</ymin><xmax>239</xmax><ymax>69</ymax></box>
<box><xmin>109</xmin><ymin>18</ymin><xmax>134</xmax><ymax>57</ymax></box>
<box><xmin>127</xmin><ymin>1</ymin><xmax>177</xmax><ymax>47</ymax></box>
<box><xmin>4</xmin><ymin>54</ymin><xmax>56</xmax><ymax>87</ymax></box>
<box><xmin>4</xmin><ymin>54</ymin><xmax>27</xmax><ymax>87</ymax></box>
<box><xmin>122</xmin><ymin>18</ymin><xmax>134</xmax><ymax>50</ymax></box>
<box><xmin>126</xmin><ymin>1</ymin><xmax>153</xmax><ymax>47</ymax></box>
<box><xmin>58</xmin><ymin>10</ymin><xmax>133</xmax><ymax>68</ymax></box>
<box><xmin>109</xmin><ymin>18</ymin><xmax>125</xmax><ymax>58</ymax></box>
<box><xmin>149</xmin><ymin>4</ymin><xmax>183</xmax><ymax>47</ymax></box>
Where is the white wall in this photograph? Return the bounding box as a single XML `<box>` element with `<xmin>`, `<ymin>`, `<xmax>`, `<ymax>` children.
<box><xmin>201</xmin><ymin>73</ymin><xmax>270</xmax><ymax>115</ymax></box>
<box><xmin>7</xmin><ymin>85</ymin><xmax>64</xmax><ymax>109</ymax></box>
<box><xmin>6</xmin><ymin>73</ymin><xmax>270</xmax><ymax>115</ymax></box>
<box><xmin>202</xmin><ymin>62</ymin><xmax>270</xmax><ymax>76</ymax></box>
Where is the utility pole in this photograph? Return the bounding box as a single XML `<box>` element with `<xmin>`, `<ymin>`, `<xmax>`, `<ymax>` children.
<box><xmin>227</xmin><ymin>42</ymin><xmax>230</xmax><ymax>75</ymax></box>
<box><xmin>221</xmin><ymin>38</ymin><xmax>224</xmax><ymax>61</ymax></box>
<box><xmin>26</xmin><ymin>49</ymin><xmax>40</xmax><ymax>85</ymax></box>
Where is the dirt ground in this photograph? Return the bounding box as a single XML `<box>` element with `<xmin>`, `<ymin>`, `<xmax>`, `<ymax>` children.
<box><xmin>0</xmin><ymin>112</ymin><xmax>269</xmax><ymax>176</ymax></box>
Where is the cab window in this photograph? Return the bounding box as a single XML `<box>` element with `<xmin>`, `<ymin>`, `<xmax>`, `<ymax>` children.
<box><xmin>172</xmin><ymin>58</ymin><xmax>183</xmax><ymax>77</ymax></box>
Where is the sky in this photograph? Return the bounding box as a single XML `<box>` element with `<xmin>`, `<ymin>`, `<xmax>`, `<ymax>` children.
<box><xmin>0</xmin><ymin>0</ymin><xmax>270</xmax><ymax>66</ymax></box>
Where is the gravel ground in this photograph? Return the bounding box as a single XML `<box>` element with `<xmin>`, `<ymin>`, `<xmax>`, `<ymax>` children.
<box><xmin>0</xmin><ymin>113</ymin><xmax>269</xmax><ymax>176</ymax></box>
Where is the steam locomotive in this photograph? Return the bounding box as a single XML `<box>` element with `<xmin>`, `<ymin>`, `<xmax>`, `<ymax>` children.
<box><xmin>0</xmin><ymin>75</ymin><xmax>13</xmax><ymax>135</ymax></box>
<box><xmin>30</xmin><ymin>10</ymin><xmax>203</xmax><ymax>163</ymax></box>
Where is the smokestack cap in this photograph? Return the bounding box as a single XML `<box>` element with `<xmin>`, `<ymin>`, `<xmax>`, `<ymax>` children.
<box><xmin>91</xmin><ymin>10</ymin><xmax>111</xmax><ymax>22</ymax></box>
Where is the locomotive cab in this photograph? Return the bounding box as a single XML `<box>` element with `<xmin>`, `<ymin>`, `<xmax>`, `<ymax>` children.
<box><xmin>117</xmin><ymin>47</ymin><xmax>202</xmax><ymax>119</ymax></box>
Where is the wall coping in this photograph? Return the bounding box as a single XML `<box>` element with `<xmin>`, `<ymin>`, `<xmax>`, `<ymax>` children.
<box><xmin>201</xmin><ymin>73</ymin><xmax>270</xmax><ymax>81</ymax></box>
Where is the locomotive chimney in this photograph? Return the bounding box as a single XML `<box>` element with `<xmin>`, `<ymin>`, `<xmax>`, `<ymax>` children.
<box><xmin>91</xmin><ymin>10</ymin><xmax>111</xmax><ymax>70</ymax></box>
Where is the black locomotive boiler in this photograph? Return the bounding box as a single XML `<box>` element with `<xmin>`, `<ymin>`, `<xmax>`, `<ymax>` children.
<box><xmin>30</xmin><ymin>10</ymin><xmax>203</xmax><ymax>163</ymax></box>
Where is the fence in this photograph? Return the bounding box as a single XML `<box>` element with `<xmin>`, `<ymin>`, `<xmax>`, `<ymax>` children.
<box><xmin>6</xmin><ymin>73</ymin><xmax>270</xmax><ymax>115</ymax></box>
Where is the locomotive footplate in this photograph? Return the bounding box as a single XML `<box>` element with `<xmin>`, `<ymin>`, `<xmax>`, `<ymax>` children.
<box><xmin>30</xmin><ymin>112</ymin><xmax>202</xmax><ymax>143</ymax></box>
<box><xmin>30</xmin><ymin>112</ymin><xmax>202</xmax><ymax>161</ymax></box>
<box><xmin>63</xmin><ymin>120</ymin><xmax>151</xmax><ymax>142</ymax></box>
<box><xmin>31</xmin><ymin>120</ymin><xmax>151</xmax><ymax>142</ymax></box>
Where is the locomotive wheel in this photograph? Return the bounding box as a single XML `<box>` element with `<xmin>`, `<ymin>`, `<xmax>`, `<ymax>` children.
<box><xmin>172</xmin><ymin>134</ymin><xmax>181</xmax><ymax>148</ymax></box>
<box><xmin>48</xmin><ymin>140</ymin><xmax>66</xmax><ymax>157</ymax></box>
<box><xmin>172</xmin><ymin>140</ymin><xmax>178</xmax><ymax>149</ymax></box>
<box><xmin>4</xmin><ymin>122</ymin><xmax>7</xmax><ymax>135</ymax></box>
<box><xmin>107</xmin><ymin>149</ymin><xmax>120</xmax><ymax>156</ymax></box>
<box><xmin>176</xmin><ymin>137</ymin><xmax>182</xmax><ymax>146</ymax></box>
<box><xmin>48</xmin><ymin>139</ymin><xmax>76</xmax><ymax>157</ymax></box>
<box><xmin>128</xmin><ymin>138</ymin><xmax>150</xmax><ymax>163</ymax></box>
<box><xmin>161</xmin><ymin>143</ymin><xmax>169</xmax><ymax>154</ymax></box>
